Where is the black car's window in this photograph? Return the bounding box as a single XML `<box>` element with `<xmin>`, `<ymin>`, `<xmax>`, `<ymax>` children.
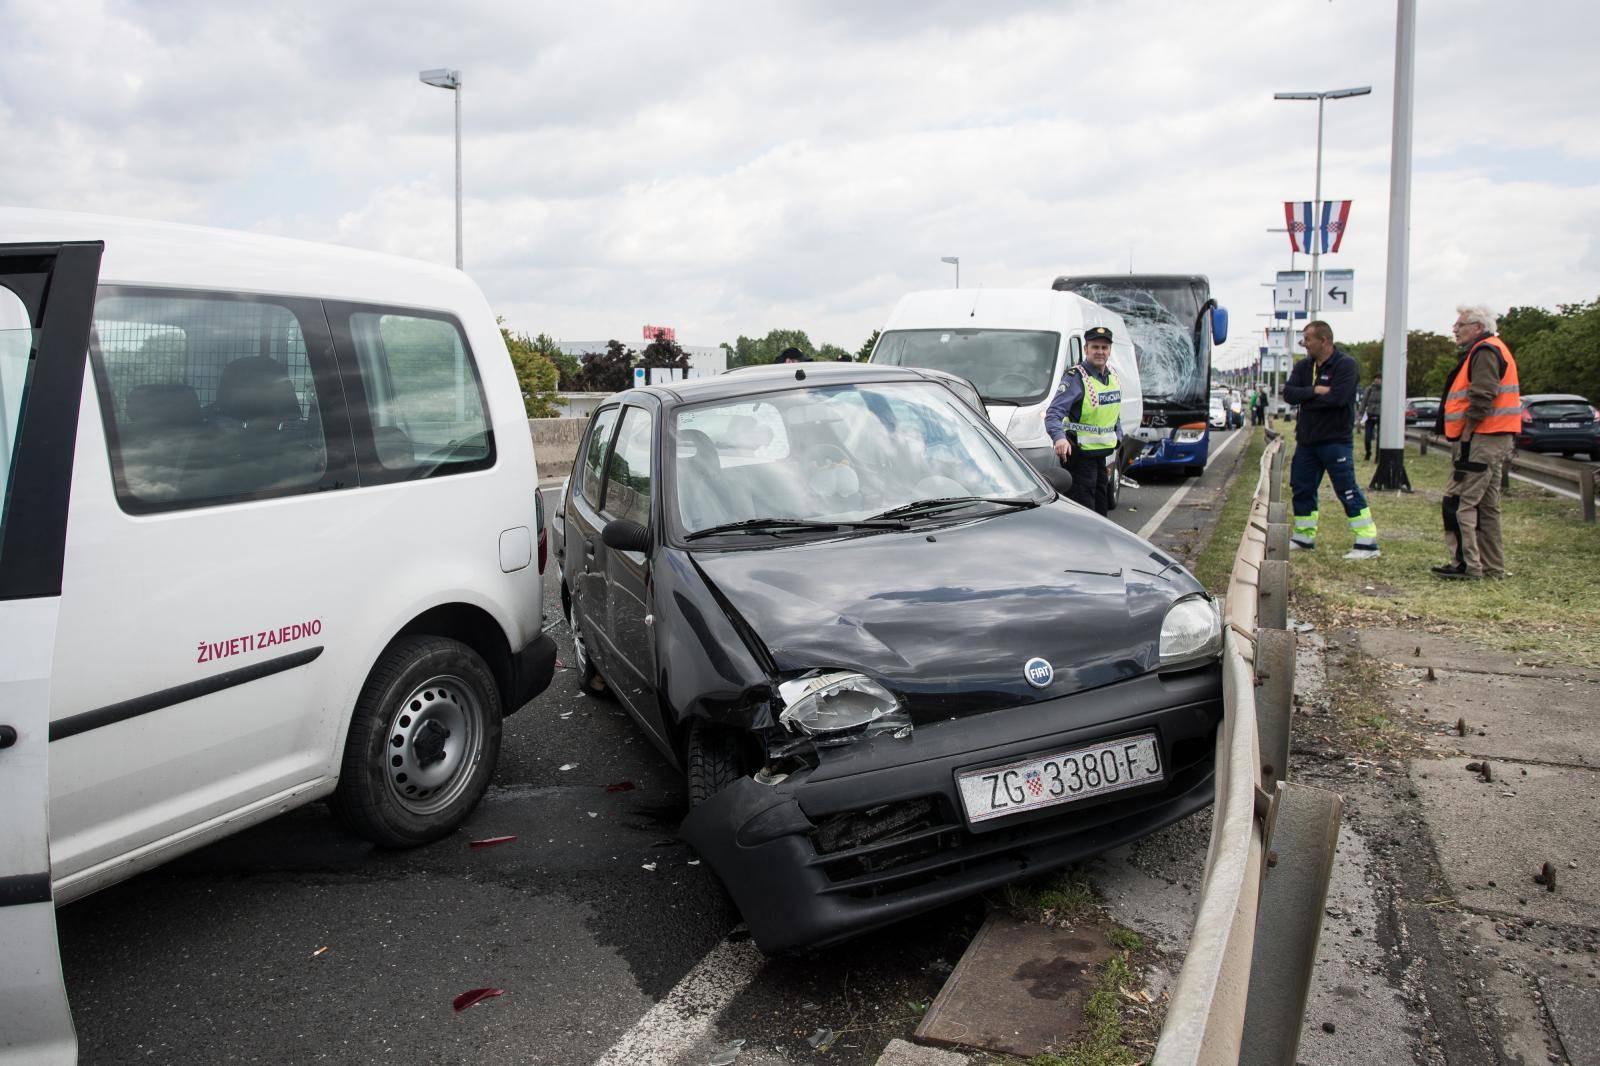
<box><xmin>580</xmin><ymin>405</ymin><xmax>620</xmax><ymax>509</ymax></box>
<box><xmin>1529</xmin><ymin>401</ymin><xmax>1592</xmax><ymax>420</ymax></box>
<box><xmin>89</xmin><ymin>289</ymin><xmax>347</xmax><ymax>513</ymax></box>
<box><xmin>603</xmin><ymin>407</ymin><xmax>652</xmax><ymax>526</ymax></box>
<box><xmin>672</xmin><ymin>381</ymin><xmax>1044</xmax><ymax>538</ymax></box>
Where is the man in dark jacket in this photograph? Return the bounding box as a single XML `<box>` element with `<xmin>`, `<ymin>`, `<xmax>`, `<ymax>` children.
<box><xmin>1281</xmin><ymin>321</ymin><xmax>1380</xmax><ymax>559</ymax></box>
<box><xmin>1359</xmin><ymin>374</ymin><xmax>1383</xmax><ymax>461</ymax></box>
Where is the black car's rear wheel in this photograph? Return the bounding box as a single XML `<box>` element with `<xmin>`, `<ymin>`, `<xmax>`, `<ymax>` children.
<box><xmin>570</xmin><ymin>607</ymin><xmax>613</xmax><ymax>700</ymax></box>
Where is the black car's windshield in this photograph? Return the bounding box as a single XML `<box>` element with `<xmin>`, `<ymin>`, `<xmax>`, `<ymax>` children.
<box><xmin>869</xmin><ymin>329</ymin><xmax>1058</xmax><ymax>405</ymax></box>
<box><xmin>673</xmin><ymin>381</ymin><xmax>1047</xmax><ymax>538</ymax></box>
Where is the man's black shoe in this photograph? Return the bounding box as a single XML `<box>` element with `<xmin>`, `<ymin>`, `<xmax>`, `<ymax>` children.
<box><xmin>1431</xmin><ymin>563</ymin><xmax>1479</xmax><ymax>580</ymax></box>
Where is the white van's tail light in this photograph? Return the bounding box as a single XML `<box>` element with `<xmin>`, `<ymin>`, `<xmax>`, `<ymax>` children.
<box><xmin>535</xmin><ymin>491</ymin><xmax>548</xmax><ymax>573</ymax></box>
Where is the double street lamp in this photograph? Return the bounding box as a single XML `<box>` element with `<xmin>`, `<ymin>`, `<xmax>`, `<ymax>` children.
<box><xmin>419</xmin><ymin>68</ymin><xmax>463</xmax><ymax>270</ymax></box>
<box><xmin>1274</xmin><ymin>85</ymin><xmax>1370</xmax><ymax>316</ymax></box>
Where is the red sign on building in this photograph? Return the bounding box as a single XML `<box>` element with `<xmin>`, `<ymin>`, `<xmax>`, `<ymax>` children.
<box><xmin>643</xmin><ymin>325</ymin><xmax>676</xmax><ymax>342</ymax></box>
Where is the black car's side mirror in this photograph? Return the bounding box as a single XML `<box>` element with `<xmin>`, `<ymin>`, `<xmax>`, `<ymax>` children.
<box><xmin>601</xmin><ymin>519</ymin><xmax>652</xmax><ymax>553</ymax></box>
<box><xmin>1042</xmin><ymin>465</ymin><xmax>1074</xmax><ymax>495</ymax></box>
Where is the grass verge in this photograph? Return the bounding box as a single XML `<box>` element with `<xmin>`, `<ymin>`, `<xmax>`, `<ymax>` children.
<box><xmin>1191</xmin><ymin>426</ymin><xmax>1268</xmax><ymax>594</ymax></box>
<box><xmin>1288</xmin><ymin>439</ymin><xmax>1600</xmax><ymax>668</ymax></box>
<box><xmin>1027</xmin><ymin>952</ymin><xmax>1146</xmax><ymax>1066</ymax></box>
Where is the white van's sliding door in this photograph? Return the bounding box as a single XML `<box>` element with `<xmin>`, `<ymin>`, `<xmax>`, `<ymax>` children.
<box><xmin>0</xmin><ymin>241</ymin><xmax>102</xmax><ymax>1065</ymax></box>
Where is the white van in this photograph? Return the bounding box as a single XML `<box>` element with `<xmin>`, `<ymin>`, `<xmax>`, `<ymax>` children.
<box><xmin>0</xmin><ymin>210</ymin><xmax>556</xmax><ymax>1054</ymax></box>
<box><xmin>867</xmin><ymin>289</ymin><xmax>1143</xmax><ymax>506</ymax></box>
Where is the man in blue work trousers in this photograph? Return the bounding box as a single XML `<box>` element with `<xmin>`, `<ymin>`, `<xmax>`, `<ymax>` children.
<box><xmin>1046</xmin><ymin>324</ymin><xmax>1122</xmax><ymax>515</ymax></box>
<box><xmin>1282</xmin><ymin>320</ymin><xmax>1380</xmax><ymax>559</ymax></box>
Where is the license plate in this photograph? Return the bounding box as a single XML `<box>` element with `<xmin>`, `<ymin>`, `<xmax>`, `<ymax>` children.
<box><xmin>1549</xmin><ymin>422</ymin><xmax>1580</xmax><ymax>429</ymax></box>
<box><xmin>957</xmin><ymin>734</ymin><xmax>1163</xmax><ymax>824</ymax></box>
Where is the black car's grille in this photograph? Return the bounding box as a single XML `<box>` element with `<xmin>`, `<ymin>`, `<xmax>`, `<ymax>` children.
<box><xmin>806</xmin><ymin>735</ymin><xmax>1214</xmax><ymax>899</ymax></box>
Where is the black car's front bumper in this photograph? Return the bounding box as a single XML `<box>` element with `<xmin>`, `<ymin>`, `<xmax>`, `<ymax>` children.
<box><xmin>680</xmin><ymin>664</ymin><xmax>1222</xmax><ymax>953</ymax></box>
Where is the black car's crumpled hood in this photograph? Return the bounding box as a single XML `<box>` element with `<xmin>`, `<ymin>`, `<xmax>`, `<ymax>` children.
<box><xmin>690</xmin><ymin>501</ymin><xmax>1203</xmax><ymax>722</ymax></box>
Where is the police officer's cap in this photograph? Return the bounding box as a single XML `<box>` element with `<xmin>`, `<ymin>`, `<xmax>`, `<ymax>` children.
<box><xmin>1084</xmin><ymin>326</ymin><xmax>1114</xmax><ymax>344</ymax></box>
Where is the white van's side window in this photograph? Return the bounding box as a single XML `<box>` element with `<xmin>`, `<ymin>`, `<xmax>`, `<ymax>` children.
<box><xmin>90</xmin><ymin>290</ymin><xmax>344</xmax><ymax>512</ymax></box>
<box><xmin>340</xmin><ymin>309</ymin><xmax>494</xmax><ymax>482</ymax></box>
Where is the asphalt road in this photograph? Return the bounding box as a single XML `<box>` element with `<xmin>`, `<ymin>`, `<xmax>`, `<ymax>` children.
<box><xmin>54</xmin><ymin>428</ymin><xmax>1250</xmax><ymax>1066</ymax></box>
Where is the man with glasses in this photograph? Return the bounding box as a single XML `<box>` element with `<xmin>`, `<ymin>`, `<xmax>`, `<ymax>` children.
<box><xmin>1281</xmin><ymin>320</ymin><xmax>1380</xmax><ymax>559</ymax></box>
<box><xmin>1432</xmin><ymin>305</ymin><xmax>1521</xmax><ymax>580</ymax></box>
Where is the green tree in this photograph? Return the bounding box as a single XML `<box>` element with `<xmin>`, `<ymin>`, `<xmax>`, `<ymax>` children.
<box><xmin>1498</xmin><ymin>304</ymin><xmax>1560</xmax><ymax>359</ymax></box>
<box><xmin>639</xmin><ymin>333</ymin><xmax>691</xmax><ymax>370</ymax></box>
<box><xmin>575</xmin><ymin>340</ymin><xmax>637</xmax><ymax>392</ymax></box>
<box><xmin>499</xmin><ymin>320</ymin><xmax>561</xmax><ymax>418</ymax></box>
<box><xmin>817</xmin><ymin>343</ymin><xmax>853</xmax><ymax>362</ymax></box>
<box><xmin>856</xmin><ymin>329</ymin><xmax>881</xmax><ymax>362</ymax></box>
<box><xmin>1518</xmin><ymin>299</ymin><xmax>1600</xmax><ymax>400</ymax></box>
<box><xmin>1345</xmin><ymin>339</ymin><xmax>1382</xmax><ymax>385</ymax></box>
<box><xmin>723</xmin><ymin>329</ymin><xmax>817</xmax><ymax>368</ymax></box>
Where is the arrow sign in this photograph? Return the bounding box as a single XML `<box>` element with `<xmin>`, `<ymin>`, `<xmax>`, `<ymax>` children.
<box><xmin>1322</xmin><ymin>269</ymin><xmax>1354</xmax><ymax>312</ymax></box>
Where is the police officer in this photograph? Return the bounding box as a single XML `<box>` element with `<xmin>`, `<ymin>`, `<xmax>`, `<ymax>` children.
<box><xmin>1046</xmin><ymin>325</ymin><xmax>1122</xmax><ymax>515</ymax></box>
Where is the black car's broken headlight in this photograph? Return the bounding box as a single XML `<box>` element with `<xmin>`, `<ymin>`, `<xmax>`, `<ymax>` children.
<box><xmin>774</xmin><ymin>671</ymin><xmax>911</xmax><ymax>746</ymax></box>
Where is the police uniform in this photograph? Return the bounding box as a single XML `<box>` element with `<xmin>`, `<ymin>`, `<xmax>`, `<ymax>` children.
<box><xmin>1045</xmin><ymin>325</ymin><xmax>1122</xmax><ymax>515</ymax></box>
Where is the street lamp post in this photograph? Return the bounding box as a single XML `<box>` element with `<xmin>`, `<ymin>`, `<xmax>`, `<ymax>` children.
<box><xmin>941</xmin><ymin>256</ymin><xmax>960</xmax><ymax>288</ymax></box>
<box><xmin>419</xmin><ymin>68</ymin><xmax>463</xmax><ymax>270</ymax></box>
<box><xmin>1372</xmin><ymin>0</ymin><xmax>1417</xmax><ymax>492</ymax></box>
<box><xmin>1274</xmin><ymin>85</ymin><xmax>1371</xmax><ymax>317</ymax></box>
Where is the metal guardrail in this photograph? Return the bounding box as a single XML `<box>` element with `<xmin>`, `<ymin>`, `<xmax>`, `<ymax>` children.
<box><xmin>1405</xmin><ymin>427</ymin><xmax>1596</xmax><ymax>523</ymax></box>
<box><xmin>1153</xmin><ymin>433</ymin><xmax>1345</xmax><ymax>1066</ymax></box>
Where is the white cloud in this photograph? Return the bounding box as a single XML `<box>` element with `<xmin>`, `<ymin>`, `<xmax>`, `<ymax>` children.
<box><xmin>4</xmin><ymin>0</ymin><xmax>1597</xmax><ymax>360</ymax></box>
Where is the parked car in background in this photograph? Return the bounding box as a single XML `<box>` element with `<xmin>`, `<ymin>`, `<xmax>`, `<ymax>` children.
<box><xmin>558</xmin><ymin>362</ymin><xmax>1223</xmax><ymax>952</ymax></box>
<box><xmin>1208</xmin><ymin>390</ymin><xmax>1228</xmax><ymax>429</ymax></box>
<box><xmin>1405</xmin><ymin>396</ymin><xmax>1441</xmax><ymax>427</ymax></box>
<box><xmin>1516</xmin><ymin>393</ymin><xmax>1600</xmax><ymax>459</ymax></box>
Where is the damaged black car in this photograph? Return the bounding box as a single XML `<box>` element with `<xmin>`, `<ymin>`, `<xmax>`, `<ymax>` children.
<box><xmin>557</xmin><ymin>363</ymin><xmax>1223</xmax><ymax>953</ymax></box>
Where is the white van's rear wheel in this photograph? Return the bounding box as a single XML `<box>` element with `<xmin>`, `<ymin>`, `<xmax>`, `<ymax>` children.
<box><xmin>333</xmin><ymin>636</ymin><xmax>502</xmax><ymax>847</ymax></box>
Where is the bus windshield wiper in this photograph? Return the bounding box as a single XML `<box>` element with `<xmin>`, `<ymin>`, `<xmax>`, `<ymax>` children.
<box><xmin>867</xmin><ymin>496</ymin><xmax>1039</xmax><ymax>521</ymax></box>
<box><xmin>684</xmin><ymin>516</ymin><xmax>908</xmax><ymax>541</ymax></box>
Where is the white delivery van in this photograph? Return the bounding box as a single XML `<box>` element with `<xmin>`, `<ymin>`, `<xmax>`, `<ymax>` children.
<box><xmin>867</xmin><ymin>289</ymin><xmax>1143</xmax><ymax>507</ymax></box>
<box><xmin>0</xmin><ymin>210</ymin><xmax>557</xmax><ymax>1055</ymax></box>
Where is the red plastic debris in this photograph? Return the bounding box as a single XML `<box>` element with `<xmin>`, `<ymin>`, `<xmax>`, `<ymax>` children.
<box><xmin>604</xmin><ymin>780</ymin><xmax>638</xmax><ymax>794</ymax></box>
<box><xmin>453</xmin><ymin>987</ymin><xmax>505</xmax><ymax>1012</ymax></box>
<box><xmin>555</xmin><ymin>658</ymin><xmax>568</xmax><ymax>669</ymax></box>
<box><xmin>469</xmin><ymin>835</ymin><xmax>517</xmax><ymax>850</ymax></box>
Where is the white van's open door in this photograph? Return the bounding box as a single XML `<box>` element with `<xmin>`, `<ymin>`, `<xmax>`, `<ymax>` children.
<box><xmin>0</xmin><ymin>241</ymin><xmax>102</xmax><ymax>1065</ymax></box>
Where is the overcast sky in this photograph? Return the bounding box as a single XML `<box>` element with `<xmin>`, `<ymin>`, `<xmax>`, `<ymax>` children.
<box><xmin>6</xmin><ymin>0</ymin><xmax>1598</xmax><ymax>369</ymax></box>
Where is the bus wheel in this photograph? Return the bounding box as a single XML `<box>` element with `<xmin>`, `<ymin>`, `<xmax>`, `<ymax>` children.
<box><xmin>332</xmin><ymin>636</ymin><xmax>502</xmax><ymax>847</ymax></box>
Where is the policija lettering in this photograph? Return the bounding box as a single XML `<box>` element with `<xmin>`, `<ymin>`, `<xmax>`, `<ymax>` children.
<box><xmin>197</xmin><ymin>619</ymin><xmax>323</xmax><ymax>664</ymax></box>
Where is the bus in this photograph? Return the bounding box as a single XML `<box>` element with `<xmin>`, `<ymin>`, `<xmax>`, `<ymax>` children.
<box><xmin>1051</xmin><ymin>274</ymin><xmax>1228</xmax><ymax>476</ymax></box>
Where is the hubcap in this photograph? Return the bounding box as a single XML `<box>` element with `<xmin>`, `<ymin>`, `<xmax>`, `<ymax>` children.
<box><xmin>384</xmin><ymin>674</ymin><xmax>481</xmax><ymax>816</ymax></box>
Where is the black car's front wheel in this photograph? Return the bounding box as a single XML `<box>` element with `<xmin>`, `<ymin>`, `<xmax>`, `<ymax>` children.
<box><xmin>332</xmin><ymin>636</ymin><xmax>502</xmax><ymax>847</ymax></box>
<box><xmin>686</xmin><ymin>722</ymin><xmax>749</xmax><ymax>806</ymax></box>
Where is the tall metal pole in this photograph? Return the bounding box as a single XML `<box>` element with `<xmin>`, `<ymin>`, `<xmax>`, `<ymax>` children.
<box><xmin>454</xmin><ymin>76</ymin><xmax>463</xmax><ymax>271</ymax></box>
<box><xmin>1372</xmin><ymin>0</ymin><xmax>1416</xmax><ymax>490</ymax></box>
<box><xmin>1311</xmin><ymin>96</ymin><xmax>1325</xmax><ymax>318</ymax></box>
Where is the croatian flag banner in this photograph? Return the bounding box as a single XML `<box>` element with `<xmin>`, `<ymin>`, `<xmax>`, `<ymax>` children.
<box><xmin>1320</xmin><ymin>200</ymin><xmax>1352</xmax><ymax>253</ymax></box>
<box><xmin>1284</xmin><ymin>201</ymin><xmax>1315</xmax><ymax>253</ymax></box>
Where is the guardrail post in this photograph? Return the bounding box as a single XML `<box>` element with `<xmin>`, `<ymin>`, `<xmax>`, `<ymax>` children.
<box><xmin>1240</xmin><ymin>782</ymin><xmax>1344</xmax><ymax>1066</ymax></box>
<box><xmin>1253</xmin><ymin>629</ymin><xmax>1296</xmax><ymax>790</ymax></box>
<box><xmin>1418</xmin><ymin>432</ymin><xmax>1427</xmax><ymax>456</ymax></box>
<box><xmin>1265</xmin><ymin>522</ymin><xmax>1290</xmax><ymax>562</ymax></box>
<box><xmin>1580</xmin><ymin>465</ymin><xmax>1596</xmax><ymax>524</ymax></box>
<box><xmin>1266</xmin><ymin>502</ymin><xmax>1288</xmax><ymax>525</ymax></box>
<box><xmin>1257</xmin><ymin>560</ymin><xmax>1289</xmax><ymax>631</ymax></box>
